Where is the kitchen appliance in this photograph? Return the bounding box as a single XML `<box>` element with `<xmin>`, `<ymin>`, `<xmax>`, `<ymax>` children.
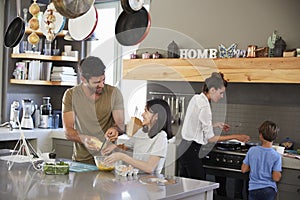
<box><xmin>20</xmin><ymin>99</ymin><xmax>35</xmax><ymax>129</ymax></box>
<box><xmin>9</xmin><ymin>100</ymin><xmax>20</xmax><ymax>129</ymax></box>
<box><xmin>39</xmin><ymin>97</ymin><xmax>52</xmax><ymax>129</ymax></box>
<box><xmin>203</xmin><ymin>143</ymin><xmax>255</xmax><ymax>199</ymax></box>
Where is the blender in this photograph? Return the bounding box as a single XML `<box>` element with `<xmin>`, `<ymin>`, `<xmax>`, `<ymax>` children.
<box><xmin>20</xmin><ymin>99</ymin><xmax>35</xmax><ymax>129</ymax></box>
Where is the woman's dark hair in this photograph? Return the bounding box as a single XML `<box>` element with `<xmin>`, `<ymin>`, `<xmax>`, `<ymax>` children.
<box><xmin>142</xmin><ymin>99</ymin><xmax>173</xmax><ymax>139</ymax></box>
<box><xmin>259</xmin><ymin>120</ymin><xmax>279</xmax><ymax>142</ymax></box>
<box><xmin>78</xmin><ymin>56</ymin><xmax>106</xmax><ymax>80</ymax></box>
<box><xmin>202</xmin><ymin>72</ymin><xmax>228</xmax><ymax>93</ymax></box>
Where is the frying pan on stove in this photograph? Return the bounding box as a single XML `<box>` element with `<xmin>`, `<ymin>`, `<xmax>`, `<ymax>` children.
<box><xmin>4</xmin><ymin>0</ymin><xmax>25</xmax><ymax>48</ymax></box>
<box><xmin>245</xmin><ymin>141</ymin><xmax>260</xmax><ymax>149</ymax></box>
<box><xmin>115</xmin><ymin>6</ymin><xmax>151</xmax><ymax>46</ymax></box>
<box><xmin>216</xmin><ymin>141</ymin><xmax>242</xmax><ymax>150</ymax></box>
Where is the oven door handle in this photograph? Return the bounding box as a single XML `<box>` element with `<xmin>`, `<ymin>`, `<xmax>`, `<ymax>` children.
<box><xmin>203</xmin><ymin>165</ymin><xmax>243</xmax><ymax>173</ymax></box>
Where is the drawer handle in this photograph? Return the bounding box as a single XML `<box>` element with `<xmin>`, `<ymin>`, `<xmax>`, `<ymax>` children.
<box><xmin>297</xmin><ymin>188</ymin><xmax>300</xmax><ymax>193</ymax></box>
<box><xmin>298</xmin><ymin>175</ymin><xmax>300</xmax><ymax>179</ymax></box>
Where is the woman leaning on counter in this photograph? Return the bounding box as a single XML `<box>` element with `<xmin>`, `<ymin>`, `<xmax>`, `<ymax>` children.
<box><xmin>177</xmin><ymin>72</ymin><xmax>250</xmax><ymax>180</ymax></box>
<box><xmin>102</xmin><ymin>98</ymin><xmax>173</xmax><ymax>174</ymax></box>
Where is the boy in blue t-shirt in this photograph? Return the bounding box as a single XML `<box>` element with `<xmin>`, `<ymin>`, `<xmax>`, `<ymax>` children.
<box><xmin>242</xmin><ymin>120</ymin><xmax>282</xmax><ymax>200</ymax></box>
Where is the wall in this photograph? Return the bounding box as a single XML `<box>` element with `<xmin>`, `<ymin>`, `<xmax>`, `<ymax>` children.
<box><xmin>138</xmin><ymin>0</ymin><xmax>300</xmax><ymax>148</ymax></box>
<box><xmin>149</xmin><ymin>0</ymin><xmax>300</xmax><ymax>50</ymax></box>
<box><xmin>0</xmin><ymin>0</ymin><xmax>4</xmax><ymax>122</ymax></box>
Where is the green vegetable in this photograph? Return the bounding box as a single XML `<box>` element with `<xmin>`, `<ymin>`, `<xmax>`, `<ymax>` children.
<box><xmin>43</xmin><ymin>161</ymin><xmax>69</xmax><ymax>175</ymax></box>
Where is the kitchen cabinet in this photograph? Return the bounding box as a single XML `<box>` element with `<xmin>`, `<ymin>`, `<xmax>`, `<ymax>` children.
<box><xmin>122</xmin><ymin>58</ymin><xmax>300</xmax><ymax>84</ymax></box>
<box><xmin>52</xmin><ymin>138</ymin><xmax>73</xmax><ymax>159</ymax></box>
<box><xmin>277</xmin><ymin>168</ymin><xmax>300</xmax><ymax>199</ymax></box>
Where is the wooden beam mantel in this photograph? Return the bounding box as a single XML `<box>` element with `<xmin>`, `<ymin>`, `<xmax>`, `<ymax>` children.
<box><xmin>122</xmin><ymin>57</ymin><xmax>300</xmax><ymax>83</ymax></box>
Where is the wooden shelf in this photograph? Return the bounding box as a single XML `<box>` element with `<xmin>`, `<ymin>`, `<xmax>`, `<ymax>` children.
<box><xmin>122</xmin><ymin>57</ymin><xmax>300</xmax><ymax>84</ymax></box>
<box><xmin>10</xmin><ymin>79</ymin><xmax>76</xmax><ymax>86</ymax></box>
<box><xmin>25</xmin><ymin>28</ymin><xmax>68</xmax><ymax>37</ymax></box>
<box><xmin>11</xmin><ymin>53</ymin><xmax>78</xmax><ymax>62</ymax></box>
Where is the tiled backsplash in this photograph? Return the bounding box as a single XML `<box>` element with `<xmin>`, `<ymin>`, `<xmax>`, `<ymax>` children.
<box><xmin>213</xmin><ymin>103</ymin><xmax>300</xmax><ymax>149</ymax></box>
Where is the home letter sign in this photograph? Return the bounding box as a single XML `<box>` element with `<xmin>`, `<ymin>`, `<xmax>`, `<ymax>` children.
<box><xmin>180</xmin><ymin>49</ymin><xmax>218</xmax><ymax>59</ymax></box>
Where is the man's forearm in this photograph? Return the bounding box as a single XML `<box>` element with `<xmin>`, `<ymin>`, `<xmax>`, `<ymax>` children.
<box><xmin>65</xmin><ymin>128</ymin><xmax>84</xmax><ymax>143</ymax></box>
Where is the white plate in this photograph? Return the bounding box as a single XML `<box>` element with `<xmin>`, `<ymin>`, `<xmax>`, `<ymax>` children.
<box><xmin>68</xmin><ymin>6</ymin><xmax>98</xmax><ymax>41</ymax></box>
<box><xmin>41</xmin><ymin>10</ymin><xmax>66</xmax><ymax>36</ymax></box>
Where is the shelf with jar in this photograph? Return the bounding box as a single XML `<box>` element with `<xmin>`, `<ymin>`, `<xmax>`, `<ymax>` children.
<box><xmin>122</xmin><ymin>57</ymin><xmax>300</xmax><ymax>84</ymax></box>
<box><xmin>9</xmin><ymin>79</ymin><xmax>76</xmax><ymax>86</ymax></box>
<box><xmin>11</xmin><ymin>53</ymin><xmax>79</xmax><ymax>62</ymax></box>
<box><xmin>10</xmin><ymin>57</ymin><xmax>78</xmax><ymax>86</ymax></box>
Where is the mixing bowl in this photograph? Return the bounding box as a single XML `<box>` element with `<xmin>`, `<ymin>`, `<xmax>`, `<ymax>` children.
<box><xmin>94</xmin><ymin>156</ymin><xmax>115</xmax><ymax>171</ymax></box>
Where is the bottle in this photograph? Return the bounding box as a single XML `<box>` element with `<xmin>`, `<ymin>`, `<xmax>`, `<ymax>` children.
<box><xmin>39</xmin><ymin>97</ymin><xmax>52</xmax><ymax>128</ymax></box>
<box><xmin>34</xmin><ymin>105</ymin><xmax>40</xmax><ymax>128</ymax></box>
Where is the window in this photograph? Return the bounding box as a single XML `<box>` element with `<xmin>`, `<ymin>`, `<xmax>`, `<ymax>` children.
<box><xmin>86</xmin><ymin>1</ymin><xmax>121</xmax><ymax>86</ymax></box>
<box><xmin>86</xmin><ymin>1</ymin><xmax>151</xmax><ymax>86</ymax></box>
<box><xmin>86</xmin><ymin>1</ymin><xmax>151</xmax><ymax>123</ymax></box>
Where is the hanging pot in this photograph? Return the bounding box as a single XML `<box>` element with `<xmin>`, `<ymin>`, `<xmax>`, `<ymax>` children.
<box><xmin>68</xmin><ymin>6</ymin><xmax>98</xmax><ymax>41</ymax></box>
<box><xmin>52</xmin><ymin>0</ymin><xmax>95</xmax><ymax>19</ymax></box>
<box><xmin>4</xmin><ymin>0</ymin><xmax>25</xmax><ymax>48</ymax></box>
<box><xmin>121</xmin><ymin>0</ymin><xmax>144</xmax><ymax>13</ymax></box>
<box><xmin>115</xmin><ymin>6</ymin><xmax>151</xmax><ymax>46</ymax></box>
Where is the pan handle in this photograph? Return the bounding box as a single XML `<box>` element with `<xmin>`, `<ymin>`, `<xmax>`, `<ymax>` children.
<box><xmin>16</xmin><ymin>0</ymin><xmax>22</xmax><ymax>17</ymax></box>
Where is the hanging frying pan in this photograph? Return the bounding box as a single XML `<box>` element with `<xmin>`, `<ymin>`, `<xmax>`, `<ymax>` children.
<box><xmin>68</xmin><ymin>6</ymin><xmax>98</xmax><ymax>41</ymax></box>
<box><xmin>121</xmin><ymin>0</ymin><xmax>144</xmax><ymax>13</ymax></box>
<box><xmin>115</xmin><ymin>6</ymin><xmax>151</xmax><ymax>46</ymax></box>
<box><xmin>4</xmin><ymin>0</ymin><xmax>25</xmax><ymax>48</ymax></box>
<box><xmin>52</xmin><ymin>0</ymin><xmax>95</xmax><ymax>19</ymax></box>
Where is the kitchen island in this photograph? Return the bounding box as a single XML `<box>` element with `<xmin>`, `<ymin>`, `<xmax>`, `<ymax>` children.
<box><xmin>0</xmin><ymin>158</ymin><xmax>219</xmax><ymax>200</ymax></box>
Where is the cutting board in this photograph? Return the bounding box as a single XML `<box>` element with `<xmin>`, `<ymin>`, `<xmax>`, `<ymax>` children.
<box><xmin>69</xmin><ymin>161</ymin><xmax>98</xmax><ymax>172</ymax></box>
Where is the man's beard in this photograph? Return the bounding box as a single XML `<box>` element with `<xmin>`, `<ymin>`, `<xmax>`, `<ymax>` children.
<box><xmin>87</xmin><ymin>85</ymin><xmax>103</xmax><ymax>95</ymax></box>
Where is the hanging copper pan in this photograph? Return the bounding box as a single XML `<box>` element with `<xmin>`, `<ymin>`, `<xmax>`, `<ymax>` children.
<box><xmin>52</xmin><ymin>0</ymin><xmax>95</xmax><ymax>19</ymax></box>
<box><xmin>115</xmin><ymin>6</ymin><xmax>151</xmax><ymax>46</ymax></box>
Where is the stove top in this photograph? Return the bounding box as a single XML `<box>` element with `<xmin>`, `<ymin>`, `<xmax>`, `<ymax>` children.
<box><xmin>203</xmin><ymin>147</ymin><xmax>248</xmax><ymax>171</ymax></box>
<box><xmin>213</xmin><ymin>147</ymin><xmax>248</xmax><ymax>156</ymax></box>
